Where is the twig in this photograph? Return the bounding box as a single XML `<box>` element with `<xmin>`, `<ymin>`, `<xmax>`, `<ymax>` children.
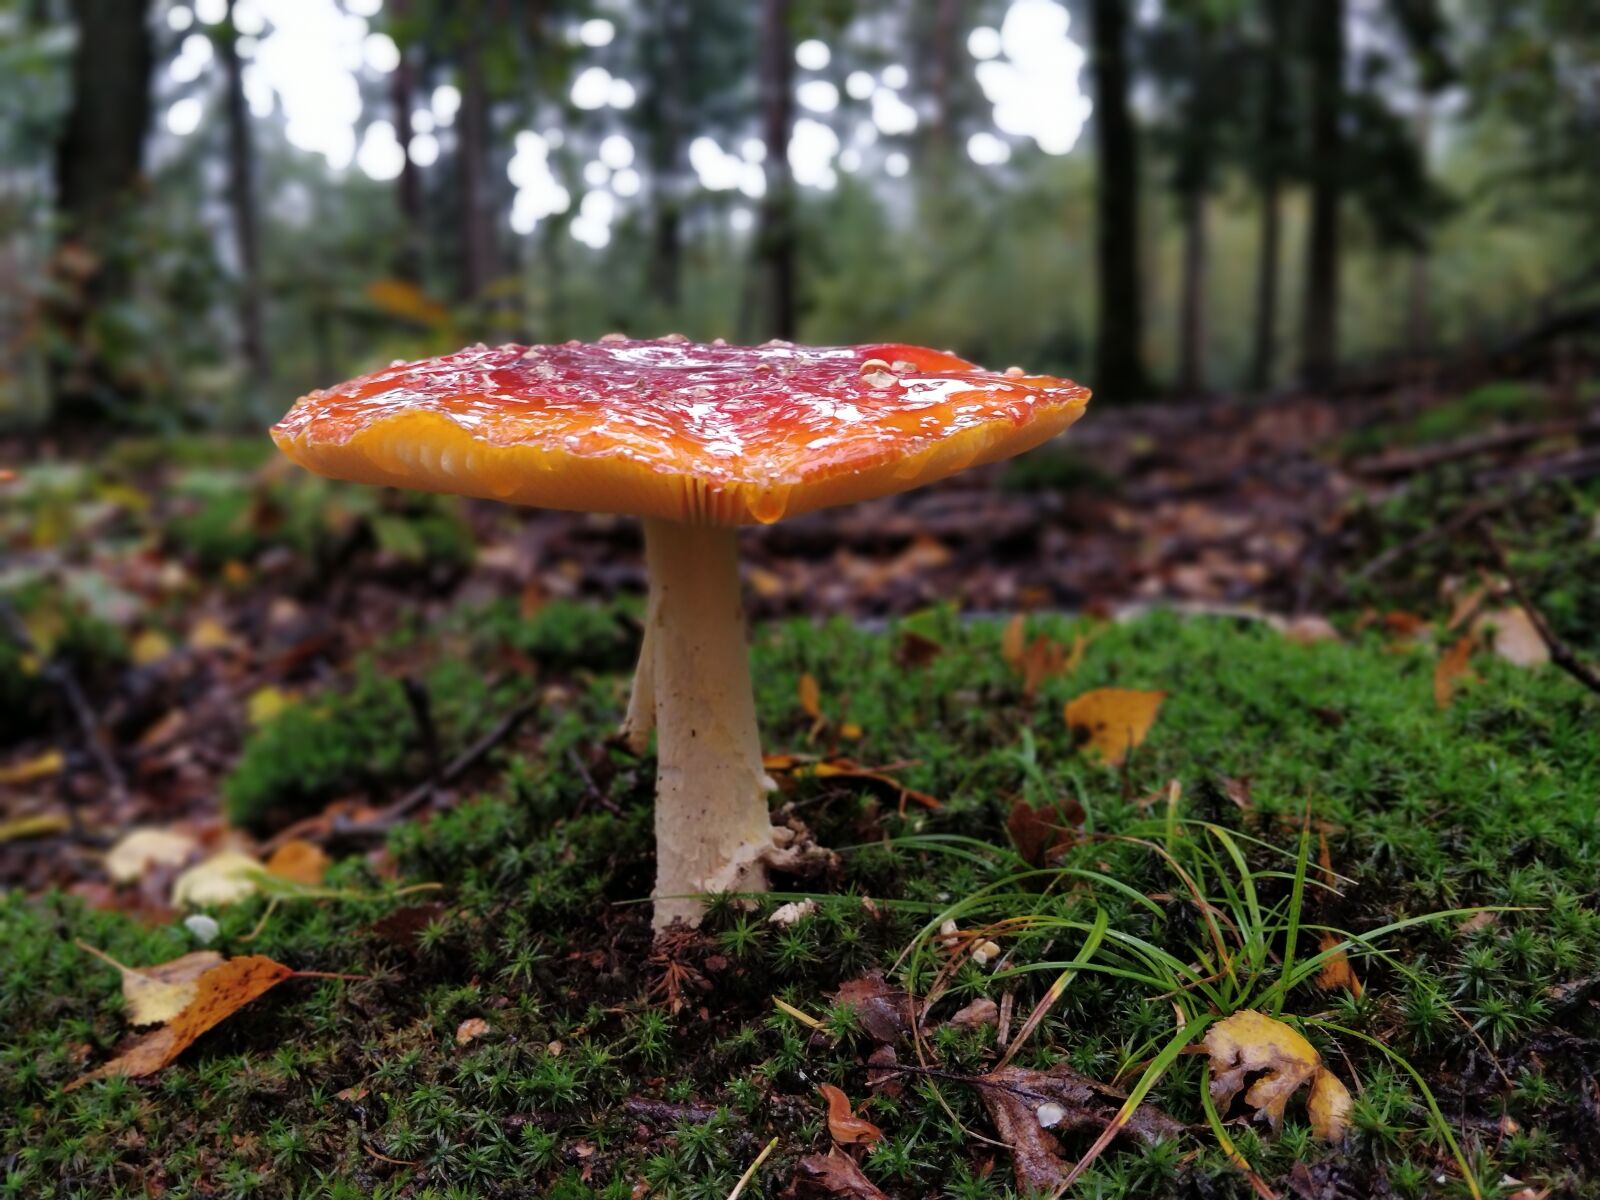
<box><xmin>400</xmin><ymin>675</ymin><xmax>442</xmax><ymax>782</ymax></box>
<box><xmin>1354</xmin><ymin>412</ymin><xmax>1600</xmax><ymax>478</ymax></box>
<box><xmin>354</xmin><ymin>696</ymin><xmax>541</xmax><ymax>831</ymax></box>
<box><xmin>0</xmin><ymin>597</ymin><xmax>126</xmax><ymax>804</ymax></box>
<box><xmin>1477</xmin><ymin>525</ymin><xmax>1600</xmax><ymax>697</ymax></box>
<box><xmin>566</xmin><ymin>747</ymin><xmax>622</xmax><ymax>816</ymax></box>
<box><xmin>1356</xmin><ymin>484</ymin><xmax>1533</xmax><ymax>582</ymax></box>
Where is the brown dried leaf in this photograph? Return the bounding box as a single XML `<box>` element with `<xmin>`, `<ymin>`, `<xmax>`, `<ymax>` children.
<box><xmin>831</xmin><ymin>972</ymin><xmax>913</xmax><ymax>1044</ymax></box>
<box><xmin>977</xmin><ymin>1064</ymin><xmax>1183</xmax><ymax>1194</ymax></box>
<box><xmin>1064</xmin><ymin>688</ymin><xmax>1166</xmax><ymax>766</ymax></box>
<box><xmin>1313</xmin><ymin>933</ymin><xmax>1363</xmax><ymax>997</ymax></box>
<box><xmin>1434</xmin><ymin>634</ymin><xmax>1477</xmax><ymax>709</ymax></box>
<box><xmin>264</xmin><ymin>839</ymin><xmax>330</xmax><ymax>886</ymax></box>
<box><xmin>894</xmin><ymin>630</ymin><xmax>943</xmax><ymax>668</ymax></box>
<box><xmin>818</xmin><ymin>1083</ymin><xmax>883</xmax><ymax>1146</ymax></box>
<box><xmin>783</xmin><ymin>1149</ymin><xmax>889</xmax><ymax>1199</ymax></box>
<box><xmin>1006</xmin><ymin>798</ymin><xmax>1083</xmax><ymax>867</ymax></box>
<box><xmin>68</xmin><ymin>955</ymin><xmax>296</xmax><ymax>1089</ymax></box>
<box><xmin>1203</xmin><ymin>1009</ymin><xmax>1350</xmax><ymax>1140</ymax></box>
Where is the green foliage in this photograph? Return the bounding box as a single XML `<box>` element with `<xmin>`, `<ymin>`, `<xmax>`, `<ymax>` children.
<box><xmin>2</xmin><ymin>611</ymin><xmax>1596</xmax><ymax>1197</ymax></box>
<box><xmin>224</xmin><ymin>655</ymin><xmax>519</xmax><ymax>830</ymax></box>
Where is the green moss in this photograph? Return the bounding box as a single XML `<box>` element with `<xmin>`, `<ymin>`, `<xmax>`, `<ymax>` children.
<box><xmin>4</xmin><ymin>612</ymin><xmax>1597</xmax><ymax>1198</ymax></box>
<box><xmin>1343</xmin><ymin>378</ymin><xmax>1557</xmax><ymax>457</ymax></box>
<box><xmin>223</xmin><ymin>656</ymin><xmax>520</xmax><ymax>831</ymax></box>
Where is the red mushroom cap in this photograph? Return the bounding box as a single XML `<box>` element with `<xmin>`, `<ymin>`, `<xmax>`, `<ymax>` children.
<box><xmin>272</xmin><ymin>337</ymin><xmax>1090</xmax><ymax>525</ymax></box>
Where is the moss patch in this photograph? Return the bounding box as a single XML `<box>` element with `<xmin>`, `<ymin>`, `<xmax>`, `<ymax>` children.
<box><xmin>3</xmin><ymin>612</ymin><xmax>1598</xmax><ymax>1199</ymax></box>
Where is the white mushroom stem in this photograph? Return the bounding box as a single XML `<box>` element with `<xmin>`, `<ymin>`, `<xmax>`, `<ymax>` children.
<box><xmin>642</xmin><ymin>518</ymin><xmax>775</xmax><ymax>931</ymax></box>
<box><xmin>619</xmin><ymin>583</ymin><xmax>657</xmax><ymax>754</ymax></box>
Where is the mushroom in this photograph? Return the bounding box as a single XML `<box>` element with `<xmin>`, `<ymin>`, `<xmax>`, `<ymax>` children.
<box><xmin>271</xmin><ymin>338</ymin><xmax>1089</xmax><ymax>930</ymax></box>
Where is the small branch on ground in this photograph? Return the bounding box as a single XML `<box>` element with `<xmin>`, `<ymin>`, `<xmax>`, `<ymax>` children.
<box><xmin>353</xmin><ymin>696</ymin><xmax>542</xmax><ymax>832</ymax></box>
<box><xmin>1477</xmin><ymin>525</ymin><xmax>1600</xmax><ymax>697</ymax></box>
<box><xmin>1354</xmin><ymin>412</ymin><xmax>1600</xmax><ymax>478</ymax></box>
<box><xmin>400</xmin><ymin>675</ymin><xmax>442</xmax><ymax>781</ymax></box>
<box><xmin>0</xmin><ymin>597</ymin><xmax>126</xmax><ymax>807</ymax></box>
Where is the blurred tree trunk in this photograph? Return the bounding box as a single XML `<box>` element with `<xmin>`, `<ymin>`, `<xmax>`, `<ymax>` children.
<box><xmin>1406</xmin><ymin>102</ymin><xmax>1433</xmax><ymax>360</ymax></box>
<box><xmin>755</xmin><ymin>0</ymin><xmax>796</xmax><ymax>340</ymax></box>
<box><xmin>923</xmin><ymin>0</ymin><xmax>962</xmax><ymax>156</ymax></box>
<box><xmin>1088</xmin><ymin>0</ymin><xmax>1146</xmax><ymax>401</ymax></box>
<box><xmin>389</xmin><ymin>0</ymin><xmax>425</xmax><ymax>284</ymax></box>
<box><xmin>1176</xmin><ymin>188</ymin><xmax>1206</xmax><ymax>393</ymax></box>
<box><xmin>647</xmin><ymin>0</ymin><xmax>689</xmax><ymax>312</ymax></box>
<box><xmin>220</xmin><ymin>0</ymin><xmax>268</xmax><ymax>390</ymax></box>
<box><xmin>1300</xmin><ymin>0</ymin><xmax>1343</xmax><ymax>387</ymax></box>
<box><xmin>457</xmin><ymin>4</ymin><xmax>494</xmax><ymax>305</ymax></box>
<box><xmin>1248</xmin><ymin>0</ymin><xmax>1287</xmax><ymax>392</ymax></box>
<box><xmin>48</xmin><ymin>0</ymin><xmax>154</xmax><ymax>427</ymax></box>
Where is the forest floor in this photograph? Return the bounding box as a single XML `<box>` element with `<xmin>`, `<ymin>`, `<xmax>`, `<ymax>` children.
<box><xmin>2</xmin><ymin>374</ymin><xmax>1599</xmax><ymax>1199</ymax></box>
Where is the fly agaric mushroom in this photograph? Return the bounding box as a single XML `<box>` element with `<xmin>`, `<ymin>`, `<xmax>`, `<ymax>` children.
<box><xmin>271</xmin><ymin>337</ymin><xmax>1089</xmax><ymax>930</ymax></box>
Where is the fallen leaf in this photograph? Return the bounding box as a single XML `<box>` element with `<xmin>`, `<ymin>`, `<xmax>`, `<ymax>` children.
<box><xmin>947</xmin><ymin>997</ymin><xmax>999</xmax><ymax>1029</ymax></box>
<box><xmin>1063</xmin><ymin>688</ymin><xmax>1166</xmax><ymax>766</ymax></box>
<box><xmin>106</xmin><ymin>827</ymin><xmax>200</xmax><ymax>883</ymax></box>
<box><xmin>784</xmin><ymin>1149</ymin><xmax>889</xmax><ymax>1199</ymax></box>
<box><xmin>1218</xmin><ymin>775</ymin><xmax>1253</xmax><ymax>810</ymax></box>
<box><xmin>1473</xmin><ymin>607</ymin><xmax>1549</xmax><ymax>668</ymax></box>
<box><xmin>0</xmin><ymin>811</ymin><xmax>70</xmax><ymax>842</ymax></box>
<box><xmin>798</xmin><ymin>673</ymin><xmax>823</xmax><ymax>720</ymax></box>
<box><xmin>68</xmin><ymin>955</ymin><xmax>296</xmax><ymax>1089</ymax></box>
<box><xmin>894</xmin><ymin>630</ymin><xmax>943</xmax><ymax>668</ymax></box>
<box><xmin>0</xmin><ymin>748</ymin><xmax>64</xmax><ymax>786</ymax></box>
<box><xmin>831</xmin><ymin>972</ymin><xmax>913</xmax><ymax>1044</ymax></box>
<box><xmin>1433</xmin><ymin>634</ymin><xmax>1476</xmax><ymax>709</ymax></box>
<box><xmin>1313</xmin><ymin>933</ymin><xmax>1363</xmax><ymax>997</ymax></box>
<box><xmin>976</xmin><ymin>1064</ymin><xmax>1183</xmax><ymax>1194</ymax></box>
<box><xmin>130</xmin><ymin>629</ymin><xmax>174</xmax><ymax>665</ymax></box>
<box><xmin>1380</xmin><ymin>611</ymin><xmax>1430</xmax><ymax>641</ymax></box>
<box><xmin>1203</xmin><ymin>1009</ymin><xmax>1350</xmax><ymax>1140</ymax></box>
<box><xmin>763</xmin><ymin>754</ymin><xmax>941</xmax><ymax>811</ymax></box>
<box><xmin>455</xmin><ymin>1017</ymin><xmax>490</xmax><ymax>1046</ymax></box>
<box><xmin>188</xmin><ymin>615</ymin><xmax>235</xmax><ymax>652</ymax></box>
<box><xmin>172</xmin><ymin>850</ymin><xmax>263</xmax><ymax>907</ymax></box>
<box><xmin>1279</xmin><ymin>615</ymin><xmax>1339</xmax><ymax>645</ymax></box>
<box><xmin>264</xmin><ymin>840</ymin><xmax>330</xmax><ymax>886</ymax></box>
<box><xmin>1000</xmin><ymin>614</ymin><xmax>1026</xmax><ymax>666</ymax></box>
<box><xmin>1006</xmin><ymin>798</ymin><xmax>1083</xmax><ymax>867</ymax></box>
<box><xmin>818</xmin><ymin>1083</ymin><xmax>883</xmax><ymax>1146</ymax></box>
<box><xmin>77</xmin><ymin>941</ymin><xmax>224</xmax><ymax>1025</ymax></box>
<box><xmin>246</xmin><ymin>685</ymin><xmax>292</xmax><ymax>726</ymax></box>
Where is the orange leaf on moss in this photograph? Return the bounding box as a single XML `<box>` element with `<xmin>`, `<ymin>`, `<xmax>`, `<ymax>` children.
<box><xmin>68</xmin><ymin>955</ymin><xmax>296</xmax><ymax>1089</ymax></box>
<box><xmin>1064</xmin><ymin>688</ymin><xmax>1166</xmax><ymax>766</ymax></box>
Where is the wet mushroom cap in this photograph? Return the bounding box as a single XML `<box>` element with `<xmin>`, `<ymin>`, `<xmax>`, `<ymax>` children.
<box><xmin>271</xmin><ymin>337</ymin><xmax>1091</xmax><ymax>525</ymax></box>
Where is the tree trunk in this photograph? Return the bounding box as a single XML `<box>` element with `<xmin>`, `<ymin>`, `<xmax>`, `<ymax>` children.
<box><xmin>924</xmin><ymin>0</ymin><xmax>963</xmax><ymax>155</ymax></box>
<box><xmin>647</xmin><ymin>0</ymin><xmax>688</xmax><ymax>312</ymax></box>
<box><xmin>48</xmin><ymin>0</ymin><xmax>154</xmax><ymax>427</ymax></box>
<box><xmin>389</xmin><ymin>0</ymin><xmax>424</xmax><ymax>283</ymax></box>
<box><xmin>755</xmin><ymin>0</ymin><xmax>796</xmax><ymax>340</ymax></box>
<box><xmin>1248</xmin><ymin>0</ymin><xmax>1286</xmax><ymax>392</ymax></box>
<box><xmin>1176</xmin><ymin>188</ymin><xmax>1206</xmax><ymax>394</ymax></box>
<box><xmin>457</xmin><ymin>4</ymin><xmax>494</xmax><ymax>305</ymax></box>
<box><xmin>1088</xmin><ymin>0</ymin><xmax>1146</xmax><ymax>401</ymax></box>
<box><xmin>221</xmin><ymin>0</ymin><xmax>268</xmax><ymax>390</ymax></box>
<box><xmin>1406</xmin><ymin>102</ymin><xmax>1432</xmax><ymax>360</ymax></box>
<box><xmin>1300</xmin><ymin>0</ymin><xmax>1343</xmax><ymax>387</ymax></box>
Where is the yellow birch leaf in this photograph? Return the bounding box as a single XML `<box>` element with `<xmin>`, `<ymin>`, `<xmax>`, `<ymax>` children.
<box><xmin>0</xmin><ymin>748</ymin><xmax>64</xmax><ymax>786</ymax></box>
<box><xmin>106</xmin><ymin>827</ymin><xmax>199</xmax><ymax>883</ymax></box>
<box><xmin>1063</xmin><ymin>688</ymin><xmax>1166</xmax><ymax>766</ymax></box>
